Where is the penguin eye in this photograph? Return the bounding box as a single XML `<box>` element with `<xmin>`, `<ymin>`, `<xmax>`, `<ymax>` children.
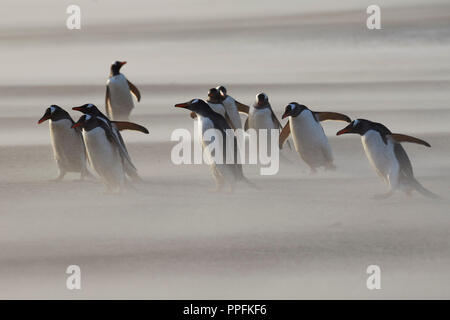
<box><xmin>353</xmin><ymin>120</ymin><xmax>359</xmax><ymax>127</ymax></box>
<box><xmin>85</xmin><ymin>114</ymin><xmax>91</xmax><ymax>120</ymax></box>
<box><xmin>289</xmin><ymin>104</ymin><xmax>295</xmax><ymax>110</ymax></box>
<box><xmin>192</xmin><ymin>99</ymin><xmax>199</xmax><ymax>104</ymax></box>
<box><xmin>50</xmin><ymin>106</ymin><xmax>56</xmax><ymax>114</ymax></box>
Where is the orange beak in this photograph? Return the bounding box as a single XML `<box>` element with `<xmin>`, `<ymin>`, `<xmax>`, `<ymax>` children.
<box><xmin>336</xmin><ymin>127</ymin><xmax>352</xmax><ymax>135</ymax></box>
<box><xmin>37</xmin><ymin>115</ymin><xmax>50</xmax><ymax>124</ymax></box>
<box><xmin>175</xmin><ymin>103</ymin><xmax>189</xmax><ymax>108</ymax></box>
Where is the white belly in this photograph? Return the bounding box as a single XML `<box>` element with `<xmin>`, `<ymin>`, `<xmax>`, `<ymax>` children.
<box><xmin>83</xmin><ymin>127</ymin><xmax>125</xmax><ymax>189</ymax></box>
<box><xmin>49</xmin><ymin>119</ymin><xmax>86</xmax><ymax>172</ymax></box>
<box><xmin>107</xmin><ymin>74</ymin><xmax>134</xmax><ymax>120</ymax></box>
<box><xmin>197</xmin><ymin>115</ymin><xmax>235</xmax><ymax>182</ymax></box>
<box><xmin>248</xmin><ymin>108</ymin><xmax>276</xmax><ymax>130</ymax></box>
<box><xmin>362</xmin><ymin>130</ymin><xmax>399</xmax><ymax>187</ymax></box>
<box><xmin>289</xmin><ymin>111</ymin><xmax>333</xmax><ymax>168</ymax></box>
<box><xmin>222</xmin><ymin>96</ymin><xmax>242</xmax><ymax>129</ymax></box>
<box><xmin>207</xmin><ymin>102</ymin><xmax>226</xmax><ymax>117</ymax></box>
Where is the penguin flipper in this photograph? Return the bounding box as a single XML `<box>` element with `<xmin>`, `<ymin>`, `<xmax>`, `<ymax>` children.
<box><xmin>127</xmin><ymin>80</ymin><xmax>141</xmax><ymax>102</ymax></box>
<box><xmin>107</xmin><ymin>127</ymin><xmax>137</xmax><ymax>171</ymax></box>
<box><xmin>105</xmin><ymin>86</ymin><xmax>112</xmax><ymax>118</ymax></box>
<box><xmin>224</xmin><ymin>112</ymin><xmax>237</xmax><ymax>130</ymax></box>
<box><xmin>390</xmin><ymin>133</ymin><xmax>431</xmax><ymax>147</ymax></box>
<box><xmin>279</xmin><ymin>121</ymin><xmax>291</xmax><ymax>149</ymax></box>
<box><xmin>111</xmin><ymin>121</ymin><xmax>149</xmax><ymax>134</ymax></box>
<box><xmin>235</xmin><ymin>101</ymin><xmax>250</xmax><ymax>114</ymax></box>
<box><xmin>314</xmin><ymin>111</ymin><xmax>351</xmax><ymax>123</ymax></box>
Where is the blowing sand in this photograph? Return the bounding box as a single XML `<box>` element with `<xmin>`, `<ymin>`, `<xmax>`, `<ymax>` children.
<box><xmin>0</xmin><ymin>0</ymin><xmax>449</xmax><ymax>299</ymax></box>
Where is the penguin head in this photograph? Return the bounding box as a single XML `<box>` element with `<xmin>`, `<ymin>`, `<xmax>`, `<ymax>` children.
<box><xmin>282</xmin><ymin>102</ymin><xmax>308</xmax><ymax>119</ymax></box>
<box><xmin>110</xmin><ymin>61</ymin><xmax>127</xmax><ymax>76</ymax></box>
<box><xmin>216</xmin><ymin>85</ymin><xmax>227</xmax><ymax>97</ymax></box>
<box><xmin>255</xmin><ymin>93</ymin><xmax>268</xmax><ymax>107</ymax></box>
<box><xmin>207</xmin><ymin>88</ymin><xmax>221</xmax><ymax>103</ymax></box>
<box><xmin>175</xmin><ymin>99</ymin><xmax>211</xmax><ymax>115</ymax></box>
<box><xmin>336</xmin><ymin>119</ymin><xmax>370</xmax><ymax>136</ymax></box>
<box><xmin>72</xmin><ymin>103</ymin><xmax>101</xmax><ymax>116</ymax></box>
<box><xmin>71</xmin><ymin>114</ymin><xmax>95</xmax><ymax>129</ymax></box>
<box><xmin>38</xmin><ymin>105</ymin><xmax>67</xmax><ymax>124</ymax></box>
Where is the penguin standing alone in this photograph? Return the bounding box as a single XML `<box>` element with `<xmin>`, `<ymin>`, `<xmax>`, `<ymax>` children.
<box><xmin>175</xmin><ymin>99</ymin><xmax>255</xmax><ymax>190</ymax></box>
<box><xmin>72</xmin><ymin>115</ymin><xmax>126</xmax><ymax>192</ymax></box>
<box><xmin>106</xmin><ymin>61</ymin><xmax>141</xmax><ymax>120</ymax></box>
<box><xmin>38</xmin><ymin>105</ymin><xmax>90</xmax><ymax>180</ymax></box>
<box><xmin>280</xmin><ymin>102</ymin><xmax>351</xmax><ymax>172</ymax></box>
<box><xmin>336</xmin><ymin>119</ymin><xmax>439</xmax><ymax>199</ymax></box>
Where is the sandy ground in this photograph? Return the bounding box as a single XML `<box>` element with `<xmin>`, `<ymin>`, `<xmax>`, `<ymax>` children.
<box><xmin>0</xmin><ymin>0</ymin><xmax>449</xmax><ymax>299</ymax></box>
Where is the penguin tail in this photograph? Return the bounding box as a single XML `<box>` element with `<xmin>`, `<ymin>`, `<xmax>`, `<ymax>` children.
<box><xmin>409</xmin><ymin>178</ymin><xmax>441</xmax><ymax>200</ymax></box>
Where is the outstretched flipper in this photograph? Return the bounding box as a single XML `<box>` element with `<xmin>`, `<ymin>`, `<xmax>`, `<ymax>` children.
<box><xmin>279</xmin><ymin>122</ymin><xmax>291</xmax><ymax>149</ymax></box>
<box><xmin>111</xmin><ymin>121</ymin><xmax>149</xmax><ymax>134</ymax></box>
<box><xmin>390</xmin><ymin>133</ymin><xmax>431</xmax><ymax>147</ymax></box>
<box><xmin>314</xmin><ymin>111</ymin><xmax>351</xmax><ymax>123</ymax></box>
<box><xmin>235</xmin><ymin>101</ymin><xmax>250</xmax><ymax>114</ymax></box>
<box><xmin>127</xmin><ymin>80</ymin><xmax>141</xmax><ymax>102</ymax></box>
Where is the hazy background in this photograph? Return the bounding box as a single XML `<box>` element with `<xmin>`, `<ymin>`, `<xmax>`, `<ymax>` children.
<box><xmin>0</xmin><ymin>0</ymin><xmax>449</xmax><ymax>298</ymax></box>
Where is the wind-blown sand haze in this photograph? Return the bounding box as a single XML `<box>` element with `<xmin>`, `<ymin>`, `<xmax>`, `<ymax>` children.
<box><xmin>0</xmin><ymin>0</ymin><xmax>449</xmax><ymax>298</ymax></box>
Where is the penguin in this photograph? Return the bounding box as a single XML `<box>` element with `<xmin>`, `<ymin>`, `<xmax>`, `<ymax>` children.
<box><xmin>175</xmin><ymin>99</ymin><xmax>256</xmax><ymax>190</ymax></box>
<box><xmin>72</xmin><ymin>115</ymin><xmax>126</xmax><ymax>192</ymax></box>
<box><xmin>72</xmin><ymin>103</ymin><xmax>148</xmax><ymax>182</ymax></box>
<box><xmin>246</xmin><ymin>93</ymin><xmax>292</xmax><ymax>154</ymax></box>
<box><xmin>38</xmin><ymin>105</ymin><xmax>90</xmax><ymax>180</ymax></box>
<box><xmin>280</xmin><ymin>102</ymin><xmax>351</xmax><ymax>172</ymax></box>
<box><xmin>246</xmin><ymin>93</ymin><xmax>281</xmax><ymax>132</ymax></box>
<box><xmin>216</xmin><ymin>85</ymin><xmax>250</xmax><ymax>129</ymax></box>
<box><xmin>189</xmin><ymin>88</ymin><xmax>237</xmax><ymax>129</ymax></box>
<box><xmin>106</xmin><ymin>61</ymin><xmax>141</xmax><ymax>120</ymax></box>
<box><xmin>336</xmin><ymin>119</ymin><xmax>439</xmax><ymax>199</ymax></box>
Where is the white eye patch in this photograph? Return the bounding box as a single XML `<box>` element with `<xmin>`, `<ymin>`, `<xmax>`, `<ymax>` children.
<box><xmin>85</xmin><ymin>114</ymin><xmax>92</xmax><ymax>120</ymax></box>
<box><xmin>50</xmin><ymin>106</ymin><xmax>56</xmax><ymax>114</ymax></box>
<box><xmin>192</xmin><ymin>99</ymin><xmax>199</xmax><ymax>104</ymax></box>
<box><xmin>289</xmin><ymin>104</ymin><xmax>295</xmax><ymax>110</ymax></box>
<box><xmin>353</xmin><ymin>119</ymin><xmax>359</xmax><ymax>127</ymax></box>
<box><xmin>87</xmin><ymin>104</ymin><xmax>93</xmax><ymax>108</ymax></box>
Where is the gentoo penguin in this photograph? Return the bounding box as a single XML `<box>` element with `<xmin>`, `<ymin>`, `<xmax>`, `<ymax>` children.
<box><xmin>175</xmin><ymin>99</ymin><xmax>256</xmax><ymax>190</ymax></box>
<box><xmin>336</xmin><ymin>119</ymin><xmax>438</xmax><ymax>199</ymax></box>
<box><xmin>38</xmin><ymin>105</ymin><xmax>90</xmax><ymax>180</ymax></box>
<box><xmin>246</xmin><ymin>93</ymin><xmax>281</xmax><ymax>132</ymax></box>
<box><xmin>72</xmin><ymin>115</ymin><xmax>126</xmax><ymax>192</ymax></box>
<box><xmin>216</xmin><ymin>85</ymin><xmax>250</xmax><ymax>129</ymax></box>
<box><xmin>72</xmin><ymin>103</ymin><xmax>148</xmax><ymax>182</ymax></box>
<box><xmin>280</xmin><ymin>102</ymin><xmax>351</xmax><ymax>172</ymax></box>
<box><xmin>189</xmin><ymin>88</ymin><xmax>236</xmax><ymax>129</ymax></box>
<box><xmin>105</xmin><ymin>61</ymin><xmax>141</xmax><ymax>120</ymax></box>
<box><xmin>246</xmin><ymin>93</ymin><xmax>292</xmax><ymax>153</ymax></box>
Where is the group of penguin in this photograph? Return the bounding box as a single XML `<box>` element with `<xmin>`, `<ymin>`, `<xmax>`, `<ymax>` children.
<box><xmin>38</xmin><ymin>61</ymin><xmax>149</xmax><ymax>192</ymax></box>
<box><xmin>38</xmin><ymin>60</ymin><xmax>439</xmax><ymax>199</ymax></box>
